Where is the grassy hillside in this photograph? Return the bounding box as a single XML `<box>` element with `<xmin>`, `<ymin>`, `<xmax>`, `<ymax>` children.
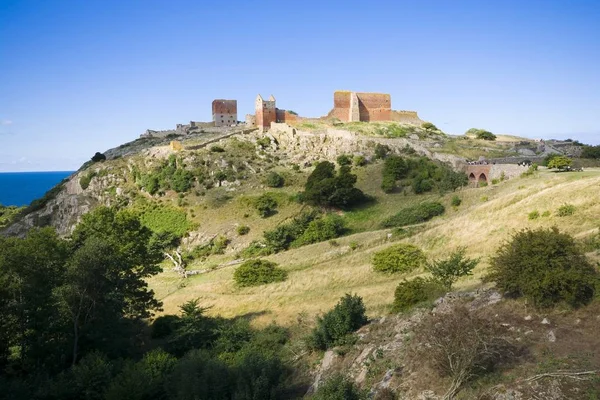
<box><xmin>148</xmin><ymin>166</ymin><xmax>600</xmax><ymax>325</ymax></box>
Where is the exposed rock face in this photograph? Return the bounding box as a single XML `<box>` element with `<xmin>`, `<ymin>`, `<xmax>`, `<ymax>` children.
<box><xmin>2</xmin><ymin>167</ymin><xmax>126</xmax><ymax>237</ymax></box>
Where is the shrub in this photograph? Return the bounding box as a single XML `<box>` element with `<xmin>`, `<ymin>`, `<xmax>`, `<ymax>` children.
<box><xmin>528</xmin><ymin>210</ymin><xmax>540</xmax><ymax>220</ymax></box>
<box><xmin>392</xmin><ymin>277</ymin><xmax>445</xmax><ymax>312</ymax></box>
<box><xmin>374</xmin><ymin>143</ymin><xmax>391</xmax><ymax>159</ymax></box>
<box><xmin>237</xmin><ymin>225</ymin><xmax>250</xmax><ymax>235</ymax></box>
<box><xmin>265</xmin><ymin>171</ymin><xmax>284</xmax><ymax>188</ymax></box>
<box><xmin>309</xmin><ymin>294</ymin><xmax>368</xmax><ymax>350</ymax></box>
<box><xmin>254</xmin><ymin>193</ymin><xmax>278</xmax><ymax>218</ymax></box>
<box><xmin>556</xmin><ymin>203</ymin><xmax>576</xmax><ymax>217</ymax></box>
<box><xmin>312</xmin><ymin>374</ymin><xmax>366</xmax><ymax>400</ymax></box>
<box><xmin>256</xmin><ymin>137</ymin><xmax>271</xmax><ymax>149</ymax></box>
<box><xmin>381</xmin><ymin>202</ymin><xmax>445</xmax><ymax>228</ymax></box>
<box><xmin>79</xmin><ymin>171</ymin><xmax>97</xmax><ymax>190</ymax></box>
<box><xmin>451</xmin><ymin>195</ymin><xmax>462</xmax><ymax>207</ymax></box>
<box><xmin>138</xmin><ymin>204</ymin><xmax>193</xmax><ymax>238</ymax></box>
<box><xmin>261</xmin><ymin>210</ymin><xmax>320</xmax><ymax>252</ymax></box>
<box><xmin>411</xmin><ymin>308</ymin><xmax>517</xmax><ymax>398</ymax></box>
<box><xmin>210</xmin><ymin>145</ymin><xmax>225</xmax><ymax>153</ymax></box>
<box><xmin>303</xmin><ymin>162</ymin><xmax>368</xmax><ymax>209</ymax></box>
<box><xmin>469</xmin><ymin>129</ymin><xmax>496</xmax><ymax>141</ymax></box>
<box><xmin>91</xmin><ymin>152</ymin><xmax>106</xmax><ymax>162</ymax></box>
<box><xmin>421</xmin><ymin>122</ymin><xmax>437</xmax><ymax>131</ymax></box>
<box><xmin>372</xmin><ymin>243</ymin><xmax>426</xmax><ymax>274</ymax></box>
<box><xmin>381</xmin><ymin>173</ymin><xmax>397</xmax><ymax>193</ymax></box>
<box><xmin>485</xmin><ymin>227</ymin><xmax>597</xmax><ymax>307</ymax></box>
<box><xmin>426</xmin><ymin>248</ymin><xmax>479</xmax><ymax>289</ymax></box>
<box><xmin>491</xmin><ymin>178</ymin><xmax>500</xmax><ymax>185</ymax></box>
<box><xmin>542</xmin><ymin>210</ymin><xmax>551</xmax><ymax>217</ymax></box>
<box><xmin>336</xmin><ymin>154</ymin><xmax>352</xmax><ymax>166</ymax></box>
<box><xmin>547</xmin><ymin>155</ymin><xmax>573</xmax><ymax>170</ymax></box>
<box><xmin>292</xmin><ymin>214</ymin><xmax>346</xmax><ymax>247</ymax></box>
<box><xmin>233</xmin><ymin>259</ymin><xmax>287</xmax><ymax>287</ymax></box>
<box><xmin>353</xmin><ymin>155</ymin><xmax>367</xmax><ymax>166</ymax></box>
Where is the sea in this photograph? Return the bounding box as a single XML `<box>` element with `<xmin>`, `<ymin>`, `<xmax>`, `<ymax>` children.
<box><xmin>0</xmin><ymin>171</ymin><xmax>75</xmax><ymax>207</ymax></box>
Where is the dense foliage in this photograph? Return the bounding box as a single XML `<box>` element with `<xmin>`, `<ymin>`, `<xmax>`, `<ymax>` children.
<box><xmin>265</xmin><ymin>171</ymin><xmax>285</xmax><ymax>188</ymax></box>
<box><xmin>0</xmin><ymin>204</ymin><xmax>23</xmax><ymax>229</ymax></box>
<box><xmin>372</xmin><ymin>243</ymin><xmax>427</xmax><ymax>274</ymax></box>
<box><xmin>581</xmin><ymin>145</ymin><xmax>600</xmax><ymax>159</ymax></box>
<box><xmin>467</xmin><ymin>128</ymin><xmax>496</xmax><ymax>141</ymax></box>
<box><xmin>380</xmin><ymin>201</ymin><xmax>445</xmax><ymax>228</ymax></box>
<box><xmin>254</xmin><ymin>193</ymin><xmax>279</xmax><ymax>217</ymax></box>
<box><xmin>91</xmin><ymin>152</ymin><xmax>106</xmax><ymax>162</ymax></box>
<box><xmin>312</xmin><ymin>374</ymin><xmax>366</xmax><ymax>400</ymax></box>
<box><xmin>309</xmin><ymin>294</ymin><xmax>368</xmax><ymax>350</ymax></box>
<box><xmin>302</xmin><ymin>161</ymin><xmax>368</xmax><ymax>209</ymax></box>
<box><xmin>547</xmin><ymin>155</ymin><xmax>573</xmax><ymax>170</ymax></box>
<box><xmin>0</xmin><ymin>206</ymin><xmax>295</xmax><ymax>399</ymax></box>
<box><xmin>486</xmin><ymin>227</ymin><xmax>597</xmax><ymax>307</ymax></box>
<box><xmin>242</xmin><ymin>211</ymin><xmax>346</xmax><ymax>256</ymax></box>
<box><xmin>139</xmin><ymin>155</ymin><xmax>195</xmax><ymax>195</ymax></box>
<box><xmin>381</xmin><ymin>155</ymin><xmax>466</xmax><ymax>194</ymax></box>
<box><xmin>392</xmin><ymin>278</ymin><xmax>445</xmax><ymax>312</ymax></box>
<box><xmin>233</xmin><ymin>259</ymin><xmax>288</xmax><ymax>287</ymax></box>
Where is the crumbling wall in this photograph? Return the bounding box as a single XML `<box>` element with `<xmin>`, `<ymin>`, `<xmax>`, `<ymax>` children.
<box><xmin>276</xmin><ymin>109</ymin><xmax>300</xmax><ymax>124</ymax></box>
<box><xmin>357</xmin><ymin>92</ymin><xmax>391</xmax><ymax>122</ymax></box>
<box><xmin>391</xmin><ymin>110</ymin><xmax>423</xmax><ymax>125</ymax></box>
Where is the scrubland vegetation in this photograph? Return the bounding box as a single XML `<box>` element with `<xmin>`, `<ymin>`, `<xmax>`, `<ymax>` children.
<box><xmin>3</xmin><ymin>129</ymin><xmax>600</xmax><ymax>399</ymax></box>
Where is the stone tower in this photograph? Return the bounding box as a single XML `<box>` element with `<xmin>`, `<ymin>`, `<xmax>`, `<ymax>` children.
<box><xmin>212</xmin><ymin>99</ymin><xmax>238</xmax><ymax>127</ymax></box>
<box><xmin>255</xmin><ymin>94</ymin><xmax>277</xmax><ymax>131</ymax></box>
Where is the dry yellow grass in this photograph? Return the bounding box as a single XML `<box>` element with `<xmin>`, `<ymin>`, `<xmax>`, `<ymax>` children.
<box><xmin>147</xmin><ymin>168</ymin><xmax>600</xmax><ymax>326</ymax></box>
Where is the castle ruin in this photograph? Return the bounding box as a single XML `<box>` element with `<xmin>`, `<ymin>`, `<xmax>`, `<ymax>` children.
<box><xmin>326</xmin><ymin>91</ymin><xmax>422</xmax><ymax>124</ymax></box>
<box><xmin>212</xmin><ymin>99</ymin><xmax>238</xmax><ymax>127</ymax></box>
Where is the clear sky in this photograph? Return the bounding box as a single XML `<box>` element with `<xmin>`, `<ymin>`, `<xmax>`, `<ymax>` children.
<box><xmin>1</xmin><ymin>0</ymin><xmax>599</xmax><ymax>171</ymax></box>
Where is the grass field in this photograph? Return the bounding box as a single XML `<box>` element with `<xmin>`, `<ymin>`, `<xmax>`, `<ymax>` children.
<box><xmin>147</xmin><ymin>164</ymin><xmax>600</xmax><ymax>326</ymax></box>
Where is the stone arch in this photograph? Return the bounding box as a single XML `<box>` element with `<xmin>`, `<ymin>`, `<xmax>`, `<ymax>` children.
<box><xmin>468</xmin><ymin>173</ymin><xmax>476</xmax><ymax>181</ymax></box>
<box><xmin>478</xmin><ymin>173</ymin><xmax>488</xmax><ymax>184</ymax></box>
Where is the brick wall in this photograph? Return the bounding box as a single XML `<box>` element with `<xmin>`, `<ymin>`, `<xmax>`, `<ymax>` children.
<box><xmin>276</xmin><ymin>109</ymin><xmax>299</xmax><ymax>123</ymax></box>
<box><xmin>212</xmin><ymin>100</ymin><xmax>238</xmax><ymax>127</ymax></box>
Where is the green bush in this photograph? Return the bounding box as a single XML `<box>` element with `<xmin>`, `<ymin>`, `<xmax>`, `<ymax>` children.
<box><xmin>254</xmin><ymin>193</ymin><xmax>278</xmax><ymax>218</ymax></box>
<box><xmin>374</xmin><ymin>143</ymin><xmax>391</xmax><ymax>159</ymax></box>
<box><xmin>353</xmin><ymin>155</ymin><xmax>367</xmax><ymax>166</ymax></box>
<box><xmin>542</xmin><ymin>210</ymin><xmax>551</xmax><ymax>217</ymax></box>
<box><xmin>486</xmin><ymin>227</ymin><xmax>597</xmax><ymax>307</ymax></box>
<box><xmin>237</xmin><ymin>225</ymin><xmax>250</xmax><ymax>235</ymax></box>
<box><xmin>556</xmin><ymin>203</ymin><xmax>576</xmax><ymax>217</ymax></box>
<box><xmin>210</xmin><ymin>145</ymin><xmax>225</xmax><ymax>152</ymax></box>
<box><xmin>528</xmin><ymin>210</ymin><xmax>540</xmax><ymax>220</ymax></box>
<box><xmin>547</xmin><ymin>155</ymin><xmax>573</xmax><ymax>170</ymax></box>
<box><xmin>233</xmin><ymin>259</ymin><xmax>287</xmax><ymax>287</ymax></box>
<box><xmin>426</xmin><ymin>248</ymin><xmax>479</xmax><ymax>289</ymax></box>
<box><xmin>392</xmin><ymin>278</ymin><xmax>446</xmax><ymax>312</ymax></box>
<box><xmin>491</xmin><ymin>178</ymin><xmax>500</xmax><ymax>185</ymax></box>
<box><xmin>151</xmin><ymin>315</ymin><xmax>180</xmax><ymax>339</ymax></box>
<box><xmin>381</xmin><ymin>202</ymin><xmax>445</xmax><ymax>228</ymax></box>
<box><xmin>302</xmin><ymin>162</ymin><xmax>368</xmax><ymax>209</ymax></box>
<box><xmin>79</xmin><ymin>171</ymin><xmax>97</xmax><ymax>190</ymax></box>
<box><xmin>256</xmin><ymin>137</ymin><xmax>271</xmax><ymax>149</ymax></box>
<box><xmin>265</xmin><ymin>171</ymin><xmax>284</xmax><ymax>188</ymax></box>
<box><xmin>309</xmin><ymin>294</ymin><xmax>368</xmax><ymax>350</ymax></box>
<box><xmin>91</xmin><ymin>152</ymin><xmax>106</xmax><ymax>162</ymax></box>
<box><xmin>293</xmin><ymin>214</ymin><xmax>346</xmax><ymax>247</ymax></box>
<box><xmin>372</xmin><ymin>243</ymin><xmax>426</xmax><ymax>274</ymax></box>
<box><xmin>451</xmin><ymin>195</ymin><xmax>462</xmax><ymax>207</ymax></box>
<box><xmin>312</xmin><ymin>374</ymin><xmax>366</xmax><ymax>400</ymax></box>
<box><xmin>336</xmin><ymin>154</ymin><xmax>352</xmax><ymax>166</ymax></box>
<box><xmin>421</xmin><ymin>122</ymin><xmax>437</xmax><ymax>131</ymax></box>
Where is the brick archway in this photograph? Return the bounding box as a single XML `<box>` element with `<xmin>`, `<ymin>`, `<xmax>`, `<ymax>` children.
<box><xmin>468</xmin><ymin>173</ymin><xmax>476</xmax><ymax>182</ymax></box>
<box><xmin>478</xmin><ymin>173</ymin><xmax>487</xmax><ymax>183</ymax></box>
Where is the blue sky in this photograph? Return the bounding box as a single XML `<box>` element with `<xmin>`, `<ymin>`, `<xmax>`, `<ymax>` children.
<box><xmin>1</xmin><ymin>0</ymin><xmax>599</xmax><ymax>171</ymax></box>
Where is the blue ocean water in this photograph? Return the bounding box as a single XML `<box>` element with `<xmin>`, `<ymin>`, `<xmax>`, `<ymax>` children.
<box><xmin>0</xmin><ymin>171</ymin><xmax>74</xmax><ymax>207</ymax></box>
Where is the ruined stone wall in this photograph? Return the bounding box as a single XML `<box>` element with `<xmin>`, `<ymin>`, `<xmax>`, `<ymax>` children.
<box><xmin>327</xmin><ymin>91</ymin><xmax>393</xmax><ymax>122</ymax></box>
<box><xmin>276</xmin><ymin>109</ymin><xmax>300</xmax><ymax>124</ymax></box>
<box><xmin>357</xmin><ymin>92</ymin><xmax>391</xmax><ymax>122</ymax></box>
<box><xmin>212</xmin><ymin>100</ymin><xmax>238</xmax><ymax>127</ymax></box>
<box><xmin>245</xmin><ymin>114</ymin><xmax>256</xmax><ymax>127</ymax></box>
<box><xmin>489</xmin><ymin>164</ymin><xmax>528</xmax><ymax>180</ymax></box>
<box><xmin>390</xmin><ymin>110</ymin><xmax>423</xmax><ymax>125</ymax></box>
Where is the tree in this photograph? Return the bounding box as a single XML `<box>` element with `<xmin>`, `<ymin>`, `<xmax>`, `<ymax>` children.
<box><xmin>254</xmin><ymin>193</ymin><xmax>278</xmax><ymax>217</ymax></box>
<box><xmin>265</xmin><ymin>172</ymin><xmax>284</xmax><ymax>188</ymax></box>
<box><xmin>486</xmin><ymin>227</ymin><xmax>597</xmax><ymax>307</ymax></box>
<box><xmin>581</xmin><ymin>145</ymin><xmax>600</xmax><ymax>159</ymax></box>
<box><xmin>475</xmin><ymin>130</ymin><xmax>496</xmax><ymax>141</ymax></box>
<box><xmin>421</xmin><ymin>122</ymin><xmax>438</xmax><ymax>132</ymax></box>
<box><xmin>91</xmin><ymin>152</ymin><xmax>106</xmax><ymax>162</ymax></box>
<box><xmin>336</xmin><ymin>154</ymin><xmax>352</xmax><ymax>166</ymax></box>
<box><xmin>302</xmin><ymin>162</ymin><xmax>368</xmax><ymax>209</ymax></box>
<box><xmin>426</xmin><ymin>248</ymin><xmax>479</xmax><ymax>289</ymax></box>
<box><xmin>309</xmin><ymin>294</ymin><xmax>368</xmax><ymax>350</ymax></box>
<box><xmin>547</xmin><ymin>155</ymin><xmax>573</xmax><ymax>171</ymax></box>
